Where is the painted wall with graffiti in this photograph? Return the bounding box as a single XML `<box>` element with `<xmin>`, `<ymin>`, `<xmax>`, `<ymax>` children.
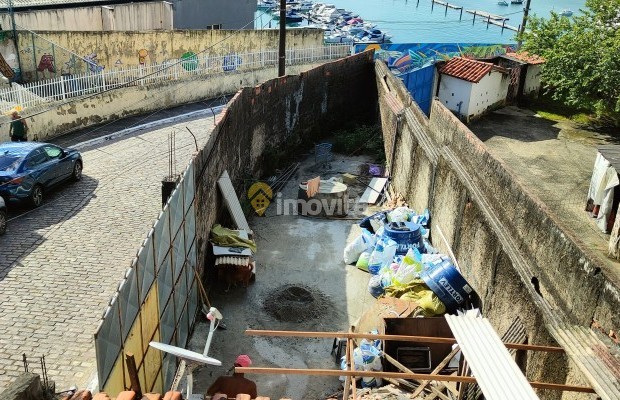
<box><xmin>355</xmin><ymin>43</ymin><xmax>516</xmax><ymax>75</ymax></box>
<box><xmin>13</xmin><ymin>29</ymin><xmax>323</xmax><ymax>82</ymax></box>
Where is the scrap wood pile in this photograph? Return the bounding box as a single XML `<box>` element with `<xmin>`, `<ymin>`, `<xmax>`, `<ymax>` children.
<box><xmin>57</xmin><ymin>390</ymin><xmax>182</xmax><ymax>400</ymax></box>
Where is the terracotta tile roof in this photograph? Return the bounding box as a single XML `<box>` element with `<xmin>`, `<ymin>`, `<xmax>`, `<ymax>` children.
<box><xmin>504</xmin><ymin>51</ymin><xmax>546</xmax><ymax>65</ymax></box>
<box><xmin>438</xmin><ymin>57</ymin><xmax>508</xmax><ymax>83</ymax></box>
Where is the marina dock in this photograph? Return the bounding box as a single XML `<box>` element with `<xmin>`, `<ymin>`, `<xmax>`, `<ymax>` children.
<box><xmin>465</xmin><ymin>9</ymin><xmax>520</xmax><ymax>31</ymax></box>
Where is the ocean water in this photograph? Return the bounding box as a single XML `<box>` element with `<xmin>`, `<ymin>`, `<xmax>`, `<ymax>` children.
<box><xmin>256</xmin><ymin>0</ymin><xmax>586</xmax><ymax>43</ymax></box>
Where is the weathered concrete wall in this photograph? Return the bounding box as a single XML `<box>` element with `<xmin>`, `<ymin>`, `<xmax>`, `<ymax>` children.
<box><xmin>0</xmin><ymin>62</ymin><xmax>330</xmax><ymax>143</ymax></box>
<box><xmin>0</xmin><ymin>373</ymin><xmax>44</xmax><ymax>400</ymax></box>
<box><xmin>0</xmin><ymin>2</ymin><xmax>172</xmax><ymax>32</ymax></box>
<box><xmin>171</xmin><ymin>0</ymin><xmax>256</xmax><ymax>30</ymax></box>
<box><xmin>11</xmin><ymin>29</ymin><xmax>323</xmax><ymax>80</ymax></box>
<box><xmin>193</xmin><ymin>51</ymin><xmax>377</xmax><ymax>285</ymax></box>
<box><xmin>377</xmin><ymin>60</ymin><xmax>618</xmax><ymax>398</ymax></box>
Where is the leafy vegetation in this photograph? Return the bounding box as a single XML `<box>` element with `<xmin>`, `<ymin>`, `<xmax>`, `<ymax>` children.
<box><xmin>518</xmin><ymin>0</ymin><xmax>620</xmax><ymax>124</ymax></box>
<box><xmin>333</xmin><ymin>125</ymin><xmax>385</xmax><ymax>161</ymax></box>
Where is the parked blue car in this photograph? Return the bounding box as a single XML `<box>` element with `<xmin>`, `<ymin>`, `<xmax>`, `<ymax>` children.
<box><xmin>0</xmin><ymin>142</ymin><xmax>83</xmax><ymax>207</ymax></box>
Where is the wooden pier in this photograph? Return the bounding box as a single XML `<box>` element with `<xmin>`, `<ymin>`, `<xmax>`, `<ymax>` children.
<box><xmin>465</xmin><ymin>9</ymin><xmax>520</xmax><ymax>32</ymax></box>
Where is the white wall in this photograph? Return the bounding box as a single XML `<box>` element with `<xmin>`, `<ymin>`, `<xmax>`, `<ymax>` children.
<box><xmin>0</xmin><ymin>2</ymin><xmax>173</xmax><ymax>32</ymax></box>
<box><xmin>437</xmin><ymin>74</ymin><xmax>472</xmax><ymax>118</ymax></box>
<box><xmin>466</xmin><ymin>70</ymin><xmax>509</xmax><ymax>119</ymax></box>
<box><xmin>523</xmin><ymin>64</ymin><xmax>542</xmax><ymax>96</ymax></box>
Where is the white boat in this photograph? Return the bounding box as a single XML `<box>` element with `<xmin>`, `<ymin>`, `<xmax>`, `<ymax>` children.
<box><xmin>324</xmin><ymin>33</ymin><xmax>355</xmax><ymax>44</ymax></box>
<box><xmin>510</xmin><ymin>0</ymin><xmax>523</xmax><ymax>4</ymax></box>
<box><xmin>257</xmin><ymin>0</ymin><xmax>277</xmax><ymax>9</ymax></box>
<box><xmin>497</xmin><ymin>1</ymin><xmax>509</xmax><ymax>6</ymax></box>
<box><xmin>560</xmin><ymin>9</ymin><xmax>573</xmax><ymax>16</ymax></box>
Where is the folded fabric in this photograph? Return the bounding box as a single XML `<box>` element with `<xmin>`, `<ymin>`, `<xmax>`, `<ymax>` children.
<box><xmin>210</xmin><ymin>224</ymin><xmax>257</xmax><ymax>253</ymax></box>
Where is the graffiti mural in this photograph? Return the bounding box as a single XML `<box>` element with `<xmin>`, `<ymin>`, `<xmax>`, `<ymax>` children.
<box><xmin>180</xmin><ymin>51</ymin><xmax>198</xmax><ymax>71</ymax></box>
<box><xmin>36</xmin><ymin>54</ymin><xmax>56</xmax><ymax>73</ymax></box>
<box><xmin>222</xmin><ymin>54</ymin><xmax>242</xmax><ymax>72</ymax></box>
<box><xmin>138</xmin><ymin>49</ymin><xmax>149</xmax><ymax>65</ymax></box>
<box><xmin>354</xmin><ymin>43</ymin><xmax>516</xmax><ymax>75</ymax></box>
<box><xmin>84</xmin><ymin>53</ymin><xmax>104</xmax><ymax>73</ymax></box>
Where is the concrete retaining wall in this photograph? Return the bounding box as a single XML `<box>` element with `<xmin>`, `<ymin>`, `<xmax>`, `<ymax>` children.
<box><xmin>12</xmin><ymin>29</ymin><xmax>323</xmax><ymax>80</ymax></box>
<box><xmin>0</xmin><ymin>63</ymin><xmax>328</xmax><ymax>143</ymax></box>
<box><xmin>377</xmin><ymin>60</ymin><xmax>618</xmax><ymax>398</ymax></box>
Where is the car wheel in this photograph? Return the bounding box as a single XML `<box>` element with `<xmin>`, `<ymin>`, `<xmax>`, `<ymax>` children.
<box><xmin>30</xmin><ymin>185</ymin><xmax>43</xmax><ymax>207</ymax></box>
<box><xmin>72</xmin><ymin>161</ymin><xmax>83</xmax><ymax>181</ymax></box>
<box><xmin>0</xmin><ymin>210</ymin><xmax>6</xmax><ymax>235</ymax></box>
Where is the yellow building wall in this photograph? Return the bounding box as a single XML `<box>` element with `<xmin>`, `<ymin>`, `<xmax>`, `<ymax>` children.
<box><xmin>15</xmin><ymin>29</ymin><xmax>324</xmax><ymax>81</ymax></box>
<box><xmin>102</xmin><ymin>281</ymin><xmax>164</xmax><ymax>396</ymax></box>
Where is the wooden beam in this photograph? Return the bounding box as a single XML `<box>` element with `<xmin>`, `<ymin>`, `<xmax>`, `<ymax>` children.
<box><xmin>383</xmin><ymin>353</ymin><xmax>451</xmax><ymax>400</ymax></box>
<box><xmin>235</xmin><ymin>368</ymin><xmax>596</xmax><ymax>393</ymax></box>
<box><xmin>342</xmin><ymin>337</ymin><xmax>351</xmax><ymax>400</ymax></box>
<box><xmin>244</xmin><ymin>330</ymin><xmax>565</xmax><ymax>353</ymax></box>
<box><xmin>348</xmin><ymin>336</ymin><xmax>357</xmax><ymax>400</ymax></box>
<box><xmin>411</xmin><ymin>346</ymin><xmax>461</xmax><ymax>397</ymax></box>
<box><xmin>125</xmin><ymin>353</ymin><xmax>142</xmax><ymax>398</ymax></box>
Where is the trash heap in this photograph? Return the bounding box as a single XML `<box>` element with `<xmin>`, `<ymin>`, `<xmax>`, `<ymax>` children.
<box><xmin>343</xmin><ymin>207</ymin><xmax>474</xmax><ymax>317</ymax></box>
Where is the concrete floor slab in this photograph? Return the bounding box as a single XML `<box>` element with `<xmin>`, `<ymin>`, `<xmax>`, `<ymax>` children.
<box><xmin>190</xmin><ymin>154</ymin><xmax>380</xmax><ymax>399</ymax></box>
<box><xmin>469</xmin><ymin>105</ymin><xmax>620</xmax><ymax>284</ymax></box>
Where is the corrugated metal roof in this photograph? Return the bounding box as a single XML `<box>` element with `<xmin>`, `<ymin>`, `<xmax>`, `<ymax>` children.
<box><xmin>598</xmin><ymin>145</ymin><xmax>620</xmax><ymax>171</ymax></box>
<box><xmin>445</xmin><ymin>314</ymin><xmax>539</xmax><ymax>400</ymax></box>
<box><xmin>217</xmin><ymin>170</ymin><xmax>251</xmax><ymax>232</ymax></box>
<box><xmin>547</xmin><ymin>323</ymin><xmax>620</xmax><ymax>400</ymax></box>
<box><xmin>504</xmin><ymin>52</ymin><xmax>545</xmax><ymax>65</ymax></box>
<box><xmin>439</xmin><ymin>57</ymin><xmax>509</xmax><ymax>83</ymax></box>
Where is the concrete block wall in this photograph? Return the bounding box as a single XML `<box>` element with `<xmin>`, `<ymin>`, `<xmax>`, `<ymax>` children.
<box><xmin>192</xmin><ymin>51</ymin><xmax>377</xmax><ymax>288</ymax></box>
<box><xmin>0</xmin><ymin>63</ymin><xmax>328</xmax><ymax>143</ymax></box>
<box><xmin>376</xmin><ymin>60</ymin><xmax>616</xmax><ymax>398</ymax></box>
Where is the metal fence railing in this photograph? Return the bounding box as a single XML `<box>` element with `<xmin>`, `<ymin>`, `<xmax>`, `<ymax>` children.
<box><xmin>0</xmin><ymin>45</ymin><xmax>351</xmax><ymax>114</ymax></box>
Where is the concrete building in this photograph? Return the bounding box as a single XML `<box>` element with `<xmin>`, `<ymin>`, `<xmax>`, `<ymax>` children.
<box><xmin>436</xmin><ymin>57</ymin><xmax>509</xmax><ymax>122</ymax></box>
<box><xmin>0</xmin><ymin>0</ymin><xmax>256</xmax><ymax>31</ymax></box>
<box><xmin>500</xmin><ymin>51</ymin><xmax>545</xmax><ymax>98</ymax></box>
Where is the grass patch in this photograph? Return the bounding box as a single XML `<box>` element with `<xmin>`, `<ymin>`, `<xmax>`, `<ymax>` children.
<box><xmin>333</xmin><ymin>125</ymin><xmax>385</xmax><ymax>162</ymax></box>
<box><xmin>528</xmin><ymin>93</ymin><xmax>592</xmax><ymax>125</ymax></box>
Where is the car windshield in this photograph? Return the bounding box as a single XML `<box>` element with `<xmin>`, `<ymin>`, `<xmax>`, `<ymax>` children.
<box><xmin>0</xmin><ymin>153</ymin><xmax>23</xmax><ymax>172</ymax></box>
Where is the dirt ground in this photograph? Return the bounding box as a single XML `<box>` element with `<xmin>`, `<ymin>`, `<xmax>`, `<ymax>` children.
<box><xmin>188</xmin><ymin>152</ymin><xmax>382</xmax><ymax>399</ymax></box>
<box><xmin>468</xmin><ymin>105</ymin><xmax>620</xmax><ymax>284</ymax></box>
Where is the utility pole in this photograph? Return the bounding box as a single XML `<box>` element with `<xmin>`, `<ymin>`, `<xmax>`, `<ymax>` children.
<box><xmin>517</xmin><ymin>0</ymin><xmax>532</xmax><ymax>48</ymax></box>
<box><xmin>278</xmin><ymin>0</ymin><xmax>286</xmax><ymax>76</ymax></box>
<box><xmin>8</xmin><ymin>0</ymin><xmax>22</xmax><ymax>82</ymax></box>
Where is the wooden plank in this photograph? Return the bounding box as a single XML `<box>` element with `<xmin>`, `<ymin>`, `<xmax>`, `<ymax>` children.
<box><xmin>244</xmin><ymin>330</ymin><xmax>565</xmax><ymax>352</ymax></box>
<box><xmin>359</xmin><ymin>178</ymin><xmax>388</xmax><ymax>204</ymax></box>
<box><xmin>411</xmin><ymin>346</ymin><xmax>461</xmax><ymax>397</ymax></box>
<box><xmin>384</xmin><ymin>353</ymin><xmax>450</xmax><ymax>400</ymax></box>
<box><xmin>235</xmin><ymin>368</ymin><xmax>595</xmax><ymax>393</ymax></box>
<box><xmin>343</xmin><ymin>337</ymin><xmax>351</xmax><ymax>400</ymax></box>
<box><xmin>125</xmin><ymin>353</ymin><xmax>142</xmax><ymax>398</ymax></box>
<box><xmin>348</xmin><ymin>337</ymin><xmax>356</xmax><ymax>400</ymax></box>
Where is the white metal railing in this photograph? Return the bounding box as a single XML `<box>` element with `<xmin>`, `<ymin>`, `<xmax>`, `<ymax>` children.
<box><xmin>0</xmin><ymin>45</ymin><xmax>351</xmax><ymax>114</ymax></box>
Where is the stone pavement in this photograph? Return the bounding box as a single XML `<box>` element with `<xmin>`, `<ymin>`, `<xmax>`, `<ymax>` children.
<box><xmin>0</xmin><ymin>114</ymin><xmax>215</xmax><ymax>392</ymax></box>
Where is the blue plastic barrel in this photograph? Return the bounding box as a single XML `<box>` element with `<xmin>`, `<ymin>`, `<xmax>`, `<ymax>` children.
<box><xmin>420</xmin><ymin>260</ymin><xmax>473</xmax><ymax>311</ymax></box>
<box><xmin>383</xmin><ymin>222</ymin><xmax>424</xmax><ymax>255</ymax></box>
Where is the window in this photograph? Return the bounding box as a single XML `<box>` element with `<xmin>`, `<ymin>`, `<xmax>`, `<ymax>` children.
<box><xmin>43</xmin><ymin>145</ymin><xmax>62</xmax><ymax>159</ymax></box>
<box><xmin>206</xmin><ymin>24</ymin><xmax>222</xmax><ymax>30</ymax></box>
<box><xmin>25</xmin><ymin>149</ymin><xmax>49</xmax><ymax>169</ymax></box>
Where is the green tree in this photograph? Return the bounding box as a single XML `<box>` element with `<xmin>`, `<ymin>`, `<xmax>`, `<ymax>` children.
<box><xmin>519</xmin><ymin>0</ymin><xmax>620</xmax><ymax>122</ymax></box>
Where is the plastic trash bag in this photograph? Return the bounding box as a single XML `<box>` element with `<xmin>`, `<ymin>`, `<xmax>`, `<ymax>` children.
<box><xmin>368</xmin><ymin>238</ymin><xmax>398</xmax><ymax>275</ymax></box>
<box><xmin>384</xmin><ymin>279</ymin><xmax>446</xmax><ymax>316</ymax></box>
<box><xmin>356</xmin><ymin>251</ymin><xmax>371</xmax><ymax>272</ymax></box>
<box><xmin>387</xmin><ymin>207</ymin><xmax>414</xmax><ymax>223</ymax></box>
<box><xmin>391</xmin><ymin>250</ymin><xmax>423</xmax><ymax>285</ymax></box>
<box><xmin>368</xmin><ymin>274</ymin><xmax>384</xmax><ymax>298</ymax></box>
<box><xmin>345</xmin><ymin>338</ymin><xmax>383</xmax><ymax>388</ymax></box>
<box><xmin>343</xmin><ymin>228</ymin><xmax>376</xmax><ymax>264</ymax></box>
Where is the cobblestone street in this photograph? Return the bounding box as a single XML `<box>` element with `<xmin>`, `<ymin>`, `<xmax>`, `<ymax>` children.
<box><xmin>0</xmin><ymin>114</ymin><xmax>215</xmax><ymax>392</ymax></box>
